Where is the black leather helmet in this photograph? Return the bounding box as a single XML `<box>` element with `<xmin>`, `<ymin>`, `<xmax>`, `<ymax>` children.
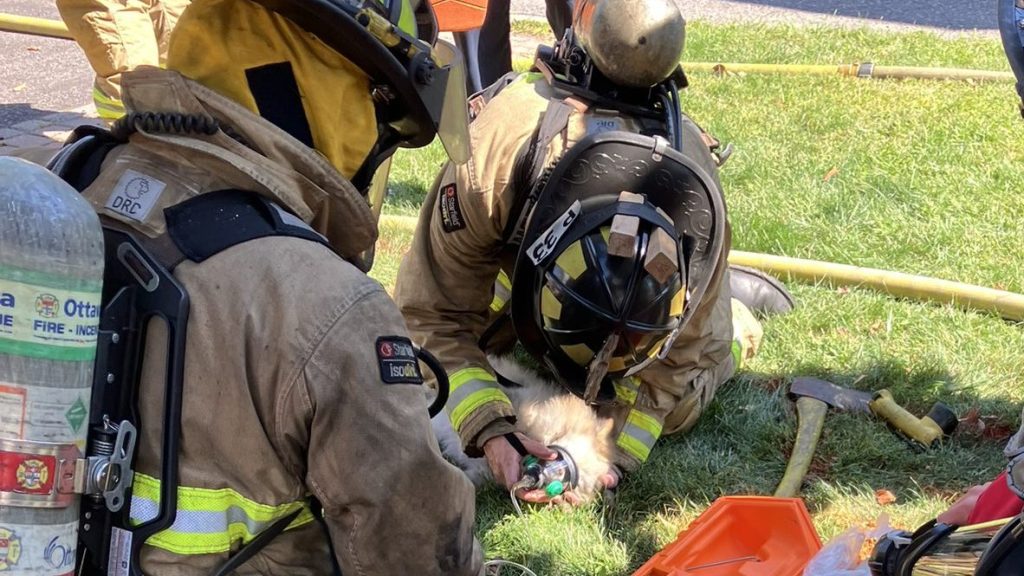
<box><xmin>510</xmin><ymin>129</ymin><xmax>727</xmax><ymax>403</ymax></box>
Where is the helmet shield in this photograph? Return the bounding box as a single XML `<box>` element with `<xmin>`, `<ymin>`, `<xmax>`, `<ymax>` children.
<box><xmin>999</xmin><ymin>0</ymin><xmax>1024</xmax><ymax>115</ymax></box>
<box><xmin>430</xmin><ymin>39</ymin><xmax>471</xmax><ymax>163</ymax></box>
<box><xmin>510</xmin><ymin>132</ymin><xmax>726</xmax><ymax>400</ymax></box>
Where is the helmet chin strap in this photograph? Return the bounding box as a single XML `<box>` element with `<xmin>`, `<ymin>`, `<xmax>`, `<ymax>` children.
<box><xmin>584</xmin><ymin>333</ymin><xmax>618</xmax><ymax>404</ymax></box>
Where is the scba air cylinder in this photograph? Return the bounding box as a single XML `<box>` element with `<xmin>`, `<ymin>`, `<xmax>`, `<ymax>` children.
<box><xmin>0</xmin><ymin>158</ymin><xmax>103</xmax><ymax>575</ymax></box>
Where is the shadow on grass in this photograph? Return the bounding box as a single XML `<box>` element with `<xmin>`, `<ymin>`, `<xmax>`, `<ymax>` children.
<box><xmin>382</xmin><ymin>179</ymin><xmax>429</xmax><ymax>216</ymax></box>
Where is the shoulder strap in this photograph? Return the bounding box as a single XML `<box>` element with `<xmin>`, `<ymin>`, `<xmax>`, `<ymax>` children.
<box><xmin>47</xmin><ymin>125</ymin><xmax>123</xmax><ymax>192</ymax></box>
<box><xmin>468</xmin><ymin>71</ymin><xmax>522</xmax><ymax>122</ymax></box>
<box><xmin>500</xmin><ymin>99</ymin><xmax>574</xmax><ymax>245</ymax></box>
<box><xmin>164</xmin><ymin>189</ymin><xmax>331</xmax><ymax>265</ymax></box>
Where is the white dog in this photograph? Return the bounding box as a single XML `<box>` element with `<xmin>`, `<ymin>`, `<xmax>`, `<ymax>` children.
<box><xmin>432</xmin><ymin>355</ymin><xmax>615</xmax><ymax>502</ymax></box>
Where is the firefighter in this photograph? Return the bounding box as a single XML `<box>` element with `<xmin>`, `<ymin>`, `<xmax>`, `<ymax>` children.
<box><xmin>394</xmin><ymin>0</ymin><xmax>793</xmax><ymax>500</ymax></box>
<box><xmin>56</xmin><ymin>0</ymin><xmax>192</xmax><ymax>119</ymax></box>
<box><xmin>46</xmin><ymin>0</ymin><xmax>482</xmax><ymax>573</ymax></box>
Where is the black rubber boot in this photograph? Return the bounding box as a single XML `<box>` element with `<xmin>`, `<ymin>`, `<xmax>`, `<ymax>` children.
<box><xmin>729</xmin><ymin>265</ymin><xmax>795</xmax><ymax>317</ymax></box>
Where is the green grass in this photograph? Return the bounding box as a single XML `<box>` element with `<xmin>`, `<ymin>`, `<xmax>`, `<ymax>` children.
<box><xmin>372</xmin><ymin>21</ymin><xmax>1024</xmax><ymax>575</ymax></box>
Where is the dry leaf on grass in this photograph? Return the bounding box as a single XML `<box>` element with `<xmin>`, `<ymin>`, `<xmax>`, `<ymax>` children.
<box><xmin>823</xmin><ymin>166</ymin><xmax>840</xmax><ymax>182</ymax></box>
<box><xmin>875</xmin><ymin>489</ymin><xmax>897</xmax><ymax>506</ymax></box>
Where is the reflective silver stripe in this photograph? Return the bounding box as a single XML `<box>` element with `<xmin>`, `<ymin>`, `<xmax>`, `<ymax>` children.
<box><xmin>620</xmin><ymin>422</ymin><xmax>657</xmax><ymax>453</ymax></box>
<box><xmin>130</xmin><ymin>497</ymin><xmax>276</xmax><ymax>535</ymax></box>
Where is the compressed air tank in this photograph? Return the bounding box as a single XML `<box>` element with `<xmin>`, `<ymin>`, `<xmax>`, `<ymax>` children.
<box><xmin>0</xmin><ymin>157</ymin><xmax>103</xmax><ymax>575</ymax></box>
<box><xmin>573</xmin><ymin>0</ymin><xmax>686</xmax><ymax>88</ymax></box>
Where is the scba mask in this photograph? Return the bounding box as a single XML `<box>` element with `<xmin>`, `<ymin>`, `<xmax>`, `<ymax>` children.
<box><xmin>869</xmin><ymin>515</ymin><xmax>1024</xmax><ymax>576</ymax></box>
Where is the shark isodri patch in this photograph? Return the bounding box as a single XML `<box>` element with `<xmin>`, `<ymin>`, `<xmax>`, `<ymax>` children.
<box><xmin>376</xmin><ymin>336</ymin><xmax>423</xmax><ymax>385</ymax></box>
<box><xmin>439</xmin><ymin>183</ymin><xmax>466</xmax><ymax>233</ymax></box>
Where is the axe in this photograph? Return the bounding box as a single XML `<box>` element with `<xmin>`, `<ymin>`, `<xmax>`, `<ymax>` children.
<box><xmin>774</xmin><ymin>377</ymin><xmax>959</xmax><ymax>498</ymax></box>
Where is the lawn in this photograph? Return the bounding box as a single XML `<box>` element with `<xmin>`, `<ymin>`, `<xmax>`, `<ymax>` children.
<box><xmin>370</xmin><ymin>21</ymin><xmax>1024</xmax><ymax>575</ymax></box>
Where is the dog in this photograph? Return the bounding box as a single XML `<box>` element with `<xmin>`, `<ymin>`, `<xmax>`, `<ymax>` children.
<box><xmin>432</xmin><ymin>355</ymin><xmax>615</xmax><ymax>502</ymax></box>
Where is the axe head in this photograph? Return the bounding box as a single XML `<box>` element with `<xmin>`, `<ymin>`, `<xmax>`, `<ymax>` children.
<box><xmin>788</xmin><ymin>377</ymin><xmax>873</xmax><ymax>414</ymax></box>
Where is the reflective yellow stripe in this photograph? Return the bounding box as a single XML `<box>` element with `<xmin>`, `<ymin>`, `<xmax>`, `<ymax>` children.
<box><xmin>490</xmin><ymin>270</ymin><xmax>513</xmax><ymax>312</ymax></box>
<box><xmin>397</xmin><ymin>0</ymin><xmax>416</xmax><ymax>36</ymax></box>
<box><xmin>92</xmin><ymin>87</ymin><xmax>124</xmax><ymax>120</ymax></box>
<box><xmin>626</xmin><ymin>410</ymin><xmax>663</xmax><ymax>438</ymax></box>
<box><xmin>447</xmin><ymin>368</ymin><xmax>511</xmax><ymax>432</ymax></box>
<box><xmin>613</xmin><ymin>377</ymin><xmax>639</xmax><ymax>405</ymax></box>
<box><xmin>449</xmin><ymin>367</ymin><xmax>495</xmax><ymax>391</ymax></box>
<box><xmin>616</xmin><ymin>409</ymin><xmax>663</xmax><ymax>462</ymax></box>
<box><xmin>129</xmin><ymin>473</ymin><xmax>313</xmax><ymax>555</ymax></box>
<box><xmin>617</xmin><ymin>433</ymin><xmax>652</xmax><ymax>462</ymax></box>
<box><xmin>450</xmin><ymin>389</ymin><xmax>512</xmax><ymax>432</ymax></box>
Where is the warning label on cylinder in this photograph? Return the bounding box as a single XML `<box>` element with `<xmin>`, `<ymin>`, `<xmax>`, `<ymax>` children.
<box><xmin>0</xmin><ymin>521</ymin><xmax>77</xmax><ymax>575</ymax></box>
<box><xmin>0</xmin><ymin>277</ymin><xmax>100</xmax><ymax>362</ymax></box>
<box><xmin>0</xmin><ymin>384</ymin><xmax>89</xmax><ymax>449</ymax></box>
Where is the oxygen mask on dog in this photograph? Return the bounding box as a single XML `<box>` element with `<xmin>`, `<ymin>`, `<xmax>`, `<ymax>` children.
<box><xmin>509</xmin><ymin>446</ymin><xmax>579</xmax><ymax>515</ymax></box>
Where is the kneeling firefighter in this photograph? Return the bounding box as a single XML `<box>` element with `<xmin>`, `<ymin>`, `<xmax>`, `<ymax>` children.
<box><xmin>1</xmin><ymin>0</ymin><xmax>483</xmax><ymax>574</ymax></box>
<box><xmin>394</xmin><ymin>0</ymin><xmax>794</xmax><ymax>500</ymax></box>
<box><xmin>867</xmin><ymin>2</ymin><xmax>1024</xmax><ymax>574</ymax></box>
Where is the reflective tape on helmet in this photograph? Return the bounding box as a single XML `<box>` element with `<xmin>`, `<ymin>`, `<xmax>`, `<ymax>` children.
<box><xmin>129</xmin><ymin>473</ymin><xmax>314</xmax><ymax>555</ymax></box>
<box><xmin>554</xmin><ymin>241</ymin><xmax>587</xmax><ymax>280</ymax></box>
<box><xmin>490</xmin><ymin>270</ymin><xmax>513</xmax><ymax>313</ymax></box>
<box><xmin>447</xmin><ymin>367</ymin><xmax>512</xmax><ymax>432</ymax></box>
<box><xmin>616</xmin><ymin>409</ymin><xmax>663</xmax><ymax>463</ymax></box>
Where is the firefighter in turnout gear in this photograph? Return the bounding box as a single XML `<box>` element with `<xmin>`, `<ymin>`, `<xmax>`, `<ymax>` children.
<box><xmin>36</xmin><ymin>0</ymin><xmax>482</xmax><ymax>573</ymax></box>
<box><xmin>56</xmin><ymin>0</ymin><xmax>192</xmax><ymax>119</ymax></box>
<box><xmin>394</xmin><ymin>0</ymin><xmax>793</xmax><ymax>497</ymax></box>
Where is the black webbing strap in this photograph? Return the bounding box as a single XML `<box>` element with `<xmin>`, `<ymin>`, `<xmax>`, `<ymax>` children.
<box><xmin>209</xmin><ymin>508</ymin><xmax>303</xmax><ymax>576</ymax></box>
<box><xmin>504</xmin><ymin>433</ymin><xmax>529</xmax><ymax>457</ymax></box>
<box><xmin>164</xmin><ymin>189</ymin><xmax>331</xmax><ymax>263</ymax></box>
<box><xmin>501</xmin><ymin>99</ymin><xmax>575</xmax><ymax>245</ymax></box>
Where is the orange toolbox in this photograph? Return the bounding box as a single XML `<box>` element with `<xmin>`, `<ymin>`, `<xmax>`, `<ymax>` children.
<box><xmin>632</xmin><ymin>496</ymin><xmax>822</xmax><ymax>576</ymax></box>
<box><xmin>429</xmin><ymin>0</ymin><xmax>489</xmax><ymax>32</ymax></box>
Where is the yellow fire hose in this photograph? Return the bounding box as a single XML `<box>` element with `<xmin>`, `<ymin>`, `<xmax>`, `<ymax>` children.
<box><xmin>684</xmin><ymin>61</ymin><xmax>1016</xmax><ymax>82</ymax></box>
<box><xmin>0</xmin><ymin>14</ymin><xmax>1016</xmax><ymax>84</ymax></box>
<box><xmin>729</xmin><ymin>250</ymin><xmax>1024</xmax><ymax>322</ymax></box>
<box><xmin>381</xmin><ymin>215</ymin><xmax>1024</xmax><ymax>321</ymax></box>
<box><xmin>0</xmin><ymin>13</ymin><xmax>73</xmax><ymax>40</ymax></box>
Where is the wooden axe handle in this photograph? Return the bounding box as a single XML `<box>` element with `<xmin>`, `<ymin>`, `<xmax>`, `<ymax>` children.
<box><xmin>775</xmin><ymin>396</ymin><xmax>829</xmax><ymax>498</ymax></box>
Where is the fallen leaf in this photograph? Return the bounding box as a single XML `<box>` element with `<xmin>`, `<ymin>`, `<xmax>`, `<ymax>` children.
<box><xmin>26</xmin><ymin>46</ymin><xmax>40</xmax><ymax>52</ymax></box>
<box><xmin>869</xmin><ymin>320</ymin><xmax>885</xmax><ymax>335</ymax></box>
<box><xmin>13</xmin><ymin>83</ymin><xmax>26</xmax><ymax>92</ymax></box>
<box><xmin>836</xmin><ymin>286</ymin><xmax>851</xmax><ymax>296</ymax></box>
<box><xmin>875</xmin><ymin>489</ymin><xmax>897</xmax><ymax>506</ymax></box>
<box><xmin>823</xmin><ymin>166</ymin><xmax>840</xmax><ymax>182</ymax></box>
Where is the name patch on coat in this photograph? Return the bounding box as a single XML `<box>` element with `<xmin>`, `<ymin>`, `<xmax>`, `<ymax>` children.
<box><xmin>376</xmin><ymin>336</ymin><xmax>423</xmax><ymax>385</ymax></box>
<box><xmin>104</xmin><ymin>169</ymin><xmax>165</xmax><ymax>222</ymax></box>
<box><xmin>438</xmin><ymin>183</ymin><xmax>466</xmax><ymax>233</ymax></box>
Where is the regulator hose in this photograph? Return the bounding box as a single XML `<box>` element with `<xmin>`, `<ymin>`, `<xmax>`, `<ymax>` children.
<box><xmin>111</xmin><ymin>112</ymin><xmax>221</xmax><ymax>141</ymax></box>
<box><xmin>416</xmin><ymin>345</ymin><xmax>450</xmax><ymax>417</ymax></box>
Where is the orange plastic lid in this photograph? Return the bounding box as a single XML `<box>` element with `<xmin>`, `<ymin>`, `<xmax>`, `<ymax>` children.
<box><xmin>429</xmin><ymin>0</ymin><xmax>489</xmax><ymax>32</ymax></box>
<box><xmin>632</xmin><ymin>497</ymin><xmax>821</xmax><ymax>576</ymax></box>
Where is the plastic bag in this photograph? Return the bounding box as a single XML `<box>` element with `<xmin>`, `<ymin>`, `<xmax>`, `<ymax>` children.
<box><xmin>804</xmin><ymin>515</ymin><xmax>893</xmax><ymax>576</ymax></box>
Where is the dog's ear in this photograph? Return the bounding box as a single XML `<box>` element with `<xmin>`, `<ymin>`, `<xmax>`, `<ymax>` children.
<box><xmin>598</xmin><ymin>418</ymin><xmax>615</xmax><ymax>438</ymax></box>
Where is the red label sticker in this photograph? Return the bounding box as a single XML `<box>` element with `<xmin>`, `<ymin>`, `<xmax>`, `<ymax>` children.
<box><xmin>0</xmin><ymin>451</ymin><xmax>55</xmax><ymax>496</ymax></box>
